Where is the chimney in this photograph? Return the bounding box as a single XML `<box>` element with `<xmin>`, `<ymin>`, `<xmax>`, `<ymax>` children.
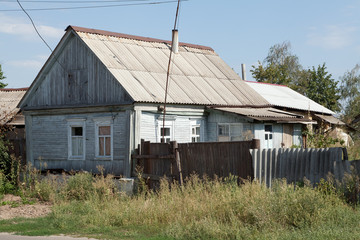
<box><xmin>172</xmin><ymin>29</ymin><xmax>179</xmax><ymax>54</ymax></box>
<box><xmin>241</xmin><ymin>64</ymin><xmax>246</xmax><ymax>80</ymax></box>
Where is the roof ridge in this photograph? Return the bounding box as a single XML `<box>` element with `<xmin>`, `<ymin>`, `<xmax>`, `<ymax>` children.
<box><xmin>0</xmin><ymin>87</ymin><xmax>29</xmax><ymax>92</ymax></box>
<box><xmin>66</xmin><ymin>25</ymin><xmax>214</xmax><ymax>51</ymax></box>
<box><xmin>246</xmin><ymin>80</ymin><xmax>287</xmax><ymax>87</ymax></box>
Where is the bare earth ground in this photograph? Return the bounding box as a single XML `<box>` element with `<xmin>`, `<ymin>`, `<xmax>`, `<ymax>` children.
<box><xmin>0</xmin><ymin>195</ymin><xmax>98</xmax><ymax>239</ymax></box>
<box><xmin>0</xmin><ymin>195</ymin><xmax>52</xmax><ymax>220</ymax></box>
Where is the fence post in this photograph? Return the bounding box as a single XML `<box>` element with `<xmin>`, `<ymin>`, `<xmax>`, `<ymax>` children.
<box><xmin>173</xmin><ymin>141</ymin><xmax>183</xmax><ymax>186</ymax></box>
<box><xmin>342</xmin><ymin>148</ymin><xmax>348</xmax><ymax>161</ymax></box>
<box><xmin>251</xmin><ymin>139</ymin><xmax>260</xmax><ymax>149</ymax></box>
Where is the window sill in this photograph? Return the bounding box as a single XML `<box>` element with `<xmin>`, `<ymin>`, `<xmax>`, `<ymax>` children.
<box><xmin>94</xmin><ymin>157</ymin><xmax>113</xmax><ymax>161</ymax></box>
<box><xmin>68</xmin><ymin>157</ymin><xmax>85</xmax><ymax>161</ymax></box>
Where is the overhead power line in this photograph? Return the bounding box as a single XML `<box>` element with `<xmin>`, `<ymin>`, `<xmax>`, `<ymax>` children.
<box><xmin>16</xmin><ymin>0</ymin><xmax>53</xmax><ymax>52</ymax></box>
<box><xmin>0</xmin><ymin>0</ymin><xmax>152</xmax><ymax>3</ymax></box>
<box><xmin>0</xmin><ymin>0</ymin><xmax>185</xmax><ymax>11</ymax></box>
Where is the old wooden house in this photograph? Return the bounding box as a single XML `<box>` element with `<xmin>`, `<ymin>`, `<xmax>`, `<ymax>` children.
<box><xmin>245</xmin><ymin>81</ymin><xmax>347</xmax><ymax>147</ymax></box>
<box><xmin>19</xmin><ymin>26</ymin><xmax>331</xmax><ymax>176</ymax></box>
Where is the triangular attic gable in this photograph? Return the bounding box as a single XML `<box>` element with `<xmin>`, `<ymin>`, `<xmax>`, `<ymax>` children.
<box><xmin>19</xmin><ymin>28</ymin><xmax>133</xmax><ymax>110</ymax></box>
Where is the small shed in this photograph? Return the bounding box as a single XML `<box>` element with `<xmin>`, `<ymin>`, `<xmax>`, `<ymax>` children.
<box><xmin>0</xmin><ymin>88</ymin><xmax>28</xmax><ymax>163</ymax></box>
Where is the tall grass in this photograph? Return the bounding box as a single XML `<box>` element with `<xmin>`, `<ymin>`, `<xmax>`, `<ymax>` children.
<box><xmin>2</xmin><ymin>162</ymin><xmax>360</xmax><ymax>239</ymax></box>
<box><xmin>23</xmin><ymin>171</ymin><xmax>359</xmax><ymax>239</ymax></box>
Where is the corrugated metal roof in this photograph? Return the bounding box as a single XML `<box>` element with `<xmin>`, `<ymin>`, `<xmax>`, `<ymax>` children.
<box><xmin>0</xmin><ymin>88</ymin><xmax>27</xmax><ymax>125</ymax></box>
<box><xmin>315</xmin><ymin>114</ymin><xmax>345</xmax><ymax>125</ymax></box>
<box><xmin>70</xmin><ymin>26</ymin><xmax>269</xmax><ymax>107</ymax></box>
<box><xmin>214</xmin><ymin>107</ymin><xmax>306</xmax><ymax>122</ymax></box>
<box><xmin>246</xmin><ymin>81</ymin><xmax>334</xmax><ymax>115</ymax></box>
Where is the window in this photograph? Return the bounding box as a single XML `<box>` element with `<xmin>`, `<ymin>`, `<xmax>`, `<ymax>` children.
<box><xmin>218</xmin><ymin>124</ymin><xmax>230</xmax><ymax>141</ymax></box>
<box><xmin>98</xmin><ymin>126</ymin><xmax>111</xmax><ymax>156</ymax></box>
<box><xmin>67</xmin><ymin>119</ymin><xmax>86</xmax><ymax>160</ymax></box>
<box><xmin>157</xmin><ymin>119</ymin><xmax>174</xmax><ymax>143</ymax></box>
<box><xmin>191</xmin><ymin>121</ymin><xmax>201</xmax><ymax>142</ymax></box>
<box><xmin>160</xmin><ymin>127</ymin><xmax>171</xmax><ymax>143</ymax></box>
<box><xmin>94</xmin><ymin>118</ymin><xmax>113</xmax><ymax>159</ymax></box>
<box><xmin>264</xmin><ymin>124</ymin><xmax>273</xmax><ymax>148</ymax></box>
<box><xmin>218</xmin><ymin>123</ymin><xmax>252</xmax><ymax>142</ymax></box>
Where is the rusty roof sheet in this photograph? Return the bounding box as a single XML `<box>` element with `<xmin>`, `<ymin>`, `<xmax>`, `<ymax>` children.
<box><xmin>69</xmin><ymin>26</ymin><xmax>269</xmax><ymax>107</ymax></box>
<box><xmin>214</xmin><ymin>107</ymin><xmax>304</xmax><ymax>120</ymax></box>
<box><xmin>246</xmin><ymin>81</ymin><xmax>334</xmax><ymax>115</ymax></box>
<box><xmin>0</xmin><ymin>88</ymin><xmax>27</xmax><ymax>125</ymax></box>
<box><xmin>315</xmin><ymin>114</ymin><xmax>345</xmax><ymax>125</ymax></box>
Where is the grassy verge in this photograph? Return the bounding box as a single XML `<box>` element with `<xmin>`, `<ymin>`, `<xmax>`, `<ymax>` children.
<box><xmin>1</xmin><ymin>172</ymin><xmax>360</xmax><ymax>239</ymax></box>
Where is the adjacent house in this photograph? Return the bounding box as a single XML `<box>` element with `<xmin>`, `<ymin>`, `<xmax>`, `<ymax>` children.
<box><xmin>245</xmin><ymin>81</ymin><xmax>348</xmax><ymax>147</ymax></box>
<box><xmin>18</xmin><ymin>26</ymin><xmax>333</xmax><ymax>176</ymax></box>
<box><xmin>0</xmin><ymin>88</ymin><xmax>28</xmax><ymax>162</ymax></box>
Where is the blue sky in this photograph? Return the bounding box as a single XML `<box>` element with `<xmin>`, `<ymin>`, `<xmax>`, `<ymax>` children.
<box><xmin>0</xmin><ymin>0</ymin><xmax>359</xmax><ymax>88</ymax></box>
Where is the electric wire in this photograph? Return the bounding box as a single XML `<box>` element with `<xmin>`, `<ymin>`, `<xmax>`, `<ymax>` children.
<box><xmin>0</xmin><ymin>0</ymin><xmax>184</xmax><ymax>11</ymax></box>
<box><xmin>16</xmin><ymin>0</ymin><xmax>95</xmax><ymax>102</ymax></box>
<box><xmin>1</xmin><ymin>0</ymin><xmax>153</xmax><ymax>2</ymax></box>
<box><xmin>16</xmin><ymin>0</ymin><xmax>53</xmax><ymax>52</ymax></box>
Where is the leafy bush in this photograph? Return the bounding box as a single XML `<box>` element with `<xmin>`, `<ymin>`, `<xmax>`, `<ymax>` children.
<box><xmin>339</xmin><ymin>167</ymin><xmax>360</xmax><ymax>205</ymax></box>
<box><xmin>0</xmin><ymin>136</ymin><xmax>20</xmax><ymax>194</ymax></box>
<box><xmin>303</xmin><ymin>124</ymin><xmax>344</xmax><ymax>148</ymax></box>
<box><xmin>62</xmin><ymin>173</ymin><xmax>95</xmax><ymax>201</ymax></box>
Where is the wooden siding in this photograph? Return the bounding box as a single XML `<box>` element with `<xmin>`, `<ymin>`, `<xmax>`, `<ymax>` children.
<box><xmin>140</xmin><ymin>112</ymin><xmax>157</xmax><ymax>142</ymax></box>
<box><xmin>273</xmin><ymin>124</ymin><xmax>283</xmax><ymax>148</ymax></box>
<box><xmin>29</xmin><ymin>111</ymin><xmax>128</xmax><ymax>175</ymax></box>
<box><xmin>24</xmin><ymin>34</ymin><xmax>132</xmax><ymax>109</ymax></box>
<box><xmin>282</xmin><ymin>124</ymin><xmax>293</xmax><ymax>148</ymax></box>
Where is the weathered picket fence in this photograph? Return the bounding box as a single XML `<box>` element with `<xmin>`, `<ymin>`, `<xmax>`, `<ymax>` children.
<box><xmin>250</xmin><ymin>148</ymin><xmax>350</xmax><ymax>186</ymax></box>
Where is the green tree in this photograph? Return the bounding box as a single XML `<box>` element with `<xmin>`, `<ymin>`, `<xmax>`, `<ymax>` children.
<box><xmin>340</xmin><ymin>64</ymin><xmax>360</xmax><ymax>126</ymax></box>
<box><xmin>306</xmin><ymin>63</ymin><xmax>340</xmax><ymax>112</ymax></box>
<box><xmin>250</xmin><ymin>41</ymin><xmax>306</xmax><ymax>93</ymax></box>
<box><xmin>0</xmin><ymin>64</ymin><xmax>7</xmax><ymax>88</ymax></box>
<box><xmin>251</xmin><ymin>42</ymin><xmax>341</xmax><ymax>110</ymax></box>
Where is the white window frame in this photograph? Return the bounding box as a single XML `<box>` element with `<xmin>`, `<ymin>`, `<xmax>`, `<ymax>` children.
<box><xmin>190</xmin><ymin>120</ymin><xmax>201</xmax><ymax>142</ymax></box>
<box><xmin>67</xmin><ymin>119</ymin><xmax>86</xmax><ymax>160</ymax></box>
<box><xmin>94</xmin><ymin>117</ymin><xmax>113</xmax><ymax>160</ymax></box>
<box><xmin>157</xmin><ymin>120</ymin><xmax>174</xmax><ymax>143</ymax></box>
<box><xmin>264</xmin><ymin>124</ymin><xmax>273</xmax><ymax>148</ymax></box>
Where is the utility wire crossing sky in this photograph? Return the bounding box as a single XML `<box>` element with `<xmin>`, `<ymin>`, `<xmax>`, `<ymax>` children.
<box><xmin>0</xmin><ymin>0</ymin><xmax>359</xmax><ymax>89</ymax></box>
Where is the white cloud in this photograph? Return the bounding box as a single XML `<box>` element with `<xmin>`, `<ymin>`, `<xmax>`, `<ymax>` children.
<box><xmin>0</xmin><ymin>14</ymin><xmax>63</xmax><ymax>39</ymax></box>
<box><xmin>307</xmin><ymin>25</ymin><xmax>357</xmax><ymax>49</ymax></box>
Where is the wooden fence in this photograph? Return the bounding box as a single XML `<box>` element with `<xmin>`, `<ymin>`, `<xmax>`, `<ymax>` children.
<box><xmin>178</xmin><ymin>141</ymin><xmax>254</xmax><ymax>180</ymax></box>
<box><xmin>132</xmin><ymin>139</ymin><xmax>257</xmax><ymax>185</ymax></box>
<box><xmin>4</xmin><ymin>128</ymin><xmax>26</xmax><ymax>166</ymax></box>
<box><xmin>250</xmin><ymin>148</ymin><xmax>350</xmax><ymax>186</ymax></box>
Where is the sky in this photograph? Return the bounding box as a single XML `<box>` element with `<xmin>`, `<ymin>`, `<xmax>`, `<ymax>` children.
<box><xmin>0</xmin><ymin>0</ymin><xmax>359</xmax><ymax>88</ymax></box>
